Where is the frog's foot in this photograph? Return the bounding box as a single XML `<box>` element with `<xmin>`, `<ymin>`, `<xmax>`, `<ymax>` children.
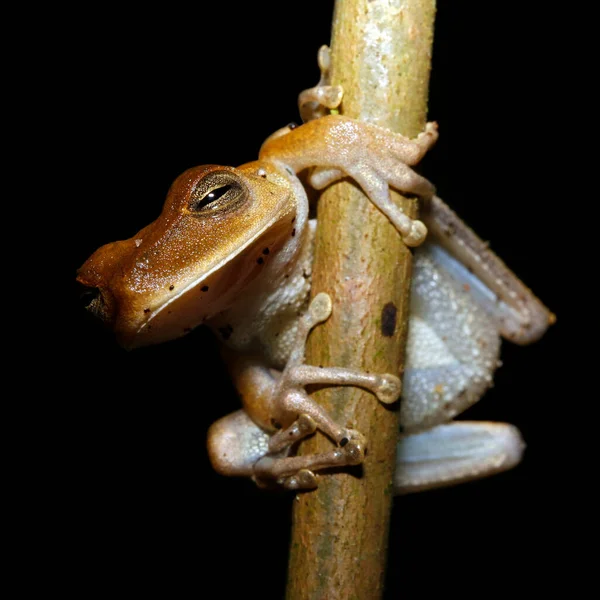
<box><xmin>308</xmin><ymin>163</ymin><xmax>429</xmax><ymax>247</ymax></box>
<box><xmin>268</xmin><ymin>413</ymin><xmax>317</xmax><ymax>453</ymax></box>
<box><xmin>299</xmin><ymin>45</ymin><xmax>344</xmax><ymax>123</ymax></box>
<box><xmin>260</xmin><ymin>115</ymin><xmax>438</xmax><ymax>247</ymax></box>
<box><xmin>394</xmin><ymin>421</ymin><xmax>526</xmax><ymax>494</ymax></box>
<box><xmin>209</xmin><ymin>293</ymin><xmax>400</xmax><ymax>488</ymax></box>
<box><xmin>269</xmin><ymin>292</ymin><xmax>400</xmax><ymax>455</ymax></box>
<box><xmin>253</xmin><ymin>432</ymin><xmax>366</xmax><ymax>489</ymax></box>
<box><xmin>281</xmin><ymin>469</ymin><xmax>317</xmax><ymax>491</ymax></box>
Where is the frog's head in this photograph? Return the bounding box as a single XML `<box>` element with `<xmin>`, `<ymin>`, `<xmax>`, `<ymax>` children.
<box><xmin>77</xmin><ymin>162</ymin><xmax>297</xmax><ymax>349</ymax></box>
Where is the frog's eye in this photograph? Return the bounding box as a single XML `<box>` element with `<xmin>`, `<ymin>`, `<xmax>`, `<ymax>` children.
<box><xmin>189</xmin><ymin>173</ymin><xmax>246</xmax><ymax>214</ymax></box>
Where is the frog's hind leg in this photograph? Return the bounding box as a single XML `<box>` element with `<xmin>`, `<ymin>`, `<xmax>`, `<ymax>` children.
<box><xmin>207</xmin><ymin>410</ymin><xmax>320</xmax><ymax>490</ymax></box>
<box><xmin>298</xmin><ymin>45</ymin><xmax>343</xmax><ymax>123</ymax></box>
<box><xmin>394</xmin><ymin>421</ymin><xmax>525</xmax><ymax>494</ymax></box>
<box><xmin>211</xmin><ymin>293</ymin><xmax>402</xmax><ymax>490</ymax></box>
<box><xmin>400</xmin><ymin>195</ymin><xmax>554</xmax><ymax>433</ymax></box>
<box><xmin>207</xmin><ymin>410</ymin><xmax>271</xmax><ymax>478</ymax></box>
<box><xmin>207</xmin><ymin>408</ymin><xmax>364</xmax><ymax>491</ymax></box>
<box><xmin>401</xmin><ymin>243</ymin><xmax>502</xmax><ymax>432</ymax></box>
<box><xmin>422</xmin><ymin>195</ymin><xmax>554</xmax><ymax>344</ymax></box>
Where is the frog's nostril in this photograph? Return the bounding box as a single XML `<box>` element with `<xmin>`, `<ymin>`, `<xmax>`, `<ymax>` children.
<box><xmin>79</xmin><ymin>286</ymin><xmax>101</xmax><ymax>309</ymax></box>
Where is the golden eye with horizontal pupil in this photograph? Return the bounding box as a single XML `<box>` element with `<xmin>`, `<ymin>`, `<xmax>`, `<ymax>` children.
<box><xmin>189</xmin><ymin>174</ymin><xmax>246</xmax><ymax>214</ymax></box>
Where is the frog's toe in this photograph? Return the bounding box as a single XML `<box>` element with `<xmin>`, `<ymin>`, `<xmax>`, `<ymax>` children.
<box><xmin>282</xmin><ymin>469</ymin><xmax>318</xmax><ymax>491</ymax></box>
<box><xmin>309</xmin><ymin>292</ymin><xmax>333</xmax><ymax>323</ymax></box>
<box><xmin>373</xmin><ymin>374</ymin><xmax>402</xmax><ymax>404</ymax></box>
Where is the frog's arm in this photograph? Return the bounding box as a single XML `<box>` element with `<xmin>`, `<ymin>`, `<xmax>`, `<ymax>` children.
<box><xmin>260</xmin><ymin>114</ymin><xmax>439</xmax><ymax>246</ymax></box>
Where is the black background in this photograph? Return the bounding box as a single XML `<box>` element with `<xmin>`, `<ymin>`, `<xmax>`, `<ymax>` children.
<box><xmin>49</xmin><ymin>1</ymin><xmax>569</xmax><ymax>597</ymax></box>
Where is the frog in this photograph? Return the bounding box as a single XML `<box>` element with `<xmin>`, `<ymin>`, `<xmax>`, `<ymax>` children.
<box><xmin>77</xmin><ymin>46</ymin><xmax>552</xmax><ymax>493</ymax></box>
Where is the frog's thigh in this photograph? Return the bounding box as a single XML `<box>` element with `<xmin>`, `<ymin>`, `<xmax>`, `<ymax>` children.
<box><xmin>207</xmin><ymin>410</ymin><xmax>271</xmax><ymax>477</ymax></box>
<box><xmin>394</xmin><ymin>421</ymin><xmax>525</xmax><ymax>495</ymax></box>
<box><xmin>401</xmin><ymin>244</ymin><xmax>501</xmax><ymax>432</ymax></box>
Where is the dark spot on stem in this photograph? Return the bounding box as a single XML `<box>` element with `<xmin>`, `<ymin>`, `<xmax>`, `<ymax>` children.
<box><xmin>381</xmin><ymin>302</ymin><xmax>397</xmax><ymax>337</ymax></box>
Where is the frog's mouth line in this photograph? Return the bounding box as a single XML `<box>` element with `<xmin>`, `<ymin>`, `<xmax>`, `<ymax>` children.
<box><xmin>135</xmin><ymin>211</ymin><xmax>285</xmax><ymax>338</ymax></box>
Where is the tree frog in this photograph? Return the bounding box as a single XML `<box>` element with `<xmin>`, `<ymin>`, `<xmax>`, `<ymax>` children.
<box><xmin>77</xmin><ymin>47</ymin><xmax>552</xmax><ymax>493</ymax></box>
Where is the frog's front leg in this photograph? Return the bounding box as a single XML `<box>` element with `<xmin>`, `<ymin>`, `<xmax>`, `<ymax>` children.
<box><xmin>208</xmin><ymin>293</ymin><xmax>401</xmax><ymax>490</ymax></box>
<box><xmin>260</xmin><ymin>115</ymin><xmax>438</xmax><ymax>247</ymax></box>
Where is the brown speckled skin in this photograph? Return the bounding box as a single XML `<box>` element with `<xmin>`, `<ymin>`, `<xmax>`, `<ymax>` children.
<box><xmin>77</xmin><ymin>161</ymin><xmax>295</xmax><ymax>348</ymax></box>
<box><xmin>77</xmin><ymin>115</ymin><xmax>437</xmax><ymax>349</ymax></box>
<box><xmin>77</xmin><ymin>113</ymin><xmax>550</xmax><ymax>491</ymax></box>
<box><xmin>77</xmin><ymin>114</ymin><xmax>440</xmax><ymax>487</ymax></box>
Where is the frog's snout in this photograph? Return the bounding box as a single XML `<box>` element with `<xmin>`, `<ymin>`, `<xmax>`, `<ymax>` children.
<box><xmin>76</xmin><ymin>278</ymin><xmax>117</xmax><ymax>327</ymax></box>
<box><xmin>79</xmin><ymin>284</ymin><xmax>100</xmax><ymax>310</ymax></box>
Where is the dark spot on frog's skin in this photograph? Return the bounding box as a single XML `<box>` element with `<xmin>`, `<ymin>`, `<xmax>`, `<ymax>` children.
<box><xmin>168</xmin><ymin>310</ymin><xmax>172</xmax><ymax>315</ymax></box>
<box><xmin>201</xmin><ymin>285</ymin><xmax>209</xmax><ymax>292</ymax></box>
<box><xmin>340</xmin><ymin>437</ymin><xmax>349</xmax><ymax>447</ymax></box>
<box><xmin>286</xmin><ymin>167</ymin><xmax>294</xmax><ymax>175</ymax></box>
<box><xmin>271</xmin><ymin>419</ymin><xmax>282</xmax><ymax>430</ymax></box>
<box><xmin>291</xmin><ymin>228</ymin><xmax>296</xmax><ymax>237</ymax></box>
<box><xmin>291</xmin><ymin>217</ymin><xmax>296</xmax><ymax>224</ymax></box>
<box><xmin>169</xmin><ymin>285</ymin><xmax>174</xmax><ymax>291</ymax></box>
<box><xmin>257</xmin><ymin>257</ymin><xmax>264</xmax><ymax>265</ymax></box>
<box><xmin>218</xmin><ymin>324</ymin><xmax>234</xmax><ymax>340</ymax></box>
<box><xmin>262</xmin><ymin>247</ymin><xmax>270</xmax><ymax>255</ymax></box>
<box><xmin>287</xmin><ymin>122</ymin><xmax>298</xmax><ymax>130</ymax></box>
<box><xmin>443</xmin><ymin>224</ymin><xmax>456</xmax><ymax>237</ymax></box>
<box><xmin>381</xmin><ymin>302</ymin><xmax>397</xmax><ymax>337</ymax></box>
<box><xmin>144</xmin><ymin>308</ymin><xmax>150</xmax><ymax>314</ymax></box>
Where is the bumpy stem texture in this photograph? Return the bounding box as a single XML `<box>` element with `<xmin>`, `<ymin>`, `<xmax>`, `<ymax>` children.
<box><xmin>286</xmin><ymin>1</ymin><xmax>436</xmax><ymax>599</ymax></box>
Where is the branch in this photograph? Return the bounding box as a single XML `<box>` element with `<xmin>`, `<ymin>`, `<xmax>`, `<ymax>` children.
<box><xmin>286</xmin><ymin>1</ymin><xmax>436</xmax><ymax>598</ymax></box>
